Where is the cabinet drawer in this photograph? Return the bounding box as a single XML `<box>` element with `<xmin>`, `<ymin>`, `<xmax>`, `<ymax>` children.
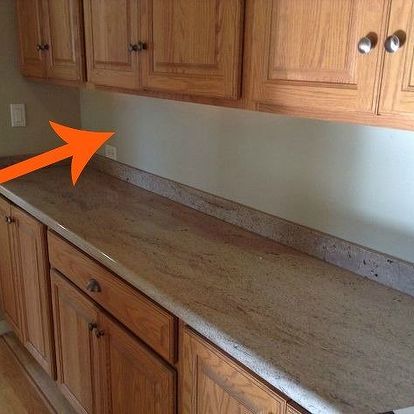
<box><xmin>48</xmin><ymin>231</ymin><xmax>177</xmax><ymax>363</ymax></box>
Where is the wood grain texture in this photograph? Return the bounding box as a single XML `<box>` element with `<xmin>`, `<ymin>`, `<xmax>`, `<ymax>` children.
<box><xmin>180</xmin><ymin>328</ymin><xmax>287</xmax><ymax>414</ymax></box>
<box><xmin>42</xmin><ymin>0</ymin><xmax>85</xmax><ymax>82</ymax></box>
<box><xmin>48</xmin><ymin>231</ymin><xmax>177</xmax><ymax>363</ymax></box>
<box><xmin>83</xmin><ymin>0</ymin><xmax>141</xmax><ymax>90</ymax></box>
<box><xmin>51</xmin><ymin>270</ymin><xmax>101</xmax><ymax>414</ymax></box>
<box><xmin>12</xmin><ymin>207</ymin><xmax>55</xmax><ymax>378</ymax></box>
<box><xmin>16</xmin><ymin>0</ymin><xmax>46</xmax><ymax>78</ymax></box>
<box><xmin>0</xmin><ymin>198</ymin><xmax>22</xmax><ymax>340</ymax></box>
<box><xmin>0</xmin><ymin>336</ymin><xmax>51</xmax><ymax>414</ymax></box>
<box><xmin>378</xmin><ymin>0</ymin><xmax>414</xmax><ymax>118</ymax></box>
<box><xmin>141</xmin><ymin>0</ymin><xmax>244</xmax><ymax>99</ymax></box>
<box><xmin>245</xmin><ymin>0</ymin><xmax>389</xmax><ymax>114</ymax></box>
<box><xmin>98</xmin><ymin>312</ymin><xmax>176</xmax><ymax>414</ymax></box>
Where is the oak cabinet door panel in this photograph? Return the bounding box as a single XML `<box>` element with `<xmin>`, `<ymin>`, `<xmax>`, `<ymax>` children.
<box><xmin>247</xmin><ymin>0</ymin><xmax>389</xmax><ymax>114</ymax></box>
<box><xmin>98</xmin><ymin>314</ymin><xmax>176</xmax><ymax>414</ymax></box>
<box><xmin>181</xmin><ymin>328</ymin><xmax>286</xmax><ymax>414</ymax></box>
<box><xmin>141</xmin><ymin>0</ymin><xmax>244</xmax><ymax>99</ymax></box>
<box><xmin>0</xmin><ymin>199</ymin><xmax>22</xmax><ymax>339</ymax></box>
<box><xmin>379</xmin><ymin>0</ymin><xmax>414</xmax><ymax>119</ymax></box>
<box><xmin>83</xmin><ymin>0</ymin><xmax>141</xmax><ymax>89</ymax></box>
<box><xmin>16</xmin><ymin>0</ymin><xmax>46</xmax><ymax>78</ymax></box>
<box><xmin>51</xmin><ymin>271</ymin><xmax>102</xmax><ymax>414</ymax></box>
<box><xmin>43</xmin><ymin>0</ymin><xmax>84</xmax><ymax>81</ymax></box>
<box><xmin>13</xmin><ymin>207</ymin><xmax>55</xmax><ymax>377</ymax></box>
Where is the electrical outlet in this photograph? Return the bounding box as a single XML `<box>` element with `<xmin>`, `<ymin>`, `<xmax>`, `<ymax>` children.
<box><xmin>105</xmin><ymin>144</ymin><xmax>117</xmax><ymax>160</ymax></box>
<box><xmin>10</xmin><ymin>104</ymin><xmax>26</xmax><ymax>127</ymax></box>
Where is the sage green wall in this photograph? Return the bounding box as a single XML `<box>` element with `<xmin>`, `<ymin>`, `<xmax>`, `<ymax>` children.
<box><xmin>0</xmin><ymin>0</ymin><xmax>80</xmax><ymax>156</ymax></box>
<box><xmin>81</xmin><ymin>89</ymin><xmax>414</xmax><ymax>263</ymax></box>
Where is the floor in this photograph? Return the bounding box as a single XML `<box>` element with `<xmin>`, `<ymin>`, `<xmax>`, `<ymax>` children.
<box><xmin>0</xmin><ymin>333</ymin><xmax>75</xmax><ymax>414</ymax></box>
<box><xmin>0</xmin><ymin>336</ymin><xmax>51</xmax><ymax>414</ymax></box>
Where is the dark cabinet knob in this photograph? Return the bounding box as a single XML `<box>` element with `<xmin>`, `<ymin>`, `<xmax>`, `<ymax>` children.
<box><xmin>36</xmin><ymin>43</ymin><xmax>49</xmax><ymax>52</ymax></box>
<box><xmin>86</xmin><ymin>279</ymin><xmax>101</xmax><ymax>293</ymax></box>
<box><xmin>128</xmin><ymin>41</ymin><xmax>147</xmax><ymax>52</ymax></box>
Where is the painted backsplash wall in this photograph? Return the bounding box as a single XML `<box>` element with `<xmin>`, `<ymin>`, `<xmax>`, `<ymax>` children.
<box><xmin>0</xmin><ymin>0</ymin><xmax>80</xmax><ymax>156</ymax></box>
<box><xmin>81</xmin><ymin>90</ymin><xmax>414</xmax><ymax>263</ymax></box>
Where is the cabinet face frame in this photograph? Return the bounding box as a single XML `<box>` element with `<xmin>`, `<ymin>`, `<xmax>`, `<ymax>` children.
<box><xmin>140</xmin><ymin>0</ymin><xmax>245</xmax><ymax>99</ymax></box>
<box><xmin>244</xmin><ymin>0</ymin><xmax>390</xmax><ymax>115</ymax></box>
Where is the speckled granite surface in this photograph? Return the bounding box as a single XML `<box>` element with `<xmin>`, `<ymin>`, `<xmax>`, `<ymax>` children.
<box><xmin>90</xmin><ymin>155</ymin><xmax>414</xmax><ymax>298</ymax></box>
<box><xmin>1</xmin><ymin>165</ymin><xmax>414</xmax><ymax>414</ymax></box>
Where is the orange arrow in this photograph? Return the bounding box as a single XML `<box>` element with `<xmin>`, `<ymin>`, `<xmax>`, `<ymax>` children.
<box><xmin>0</xmin><ymin>121</ymin><xmax>114</xmax><ymax>185</ymax></box>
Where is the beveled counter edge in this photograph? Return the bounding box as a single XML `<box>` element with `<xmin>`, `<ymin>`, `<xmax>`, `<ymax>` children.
<box><xmin>0</xmin><ymin>183</ymin><xmax>338</xmax><ymax>414</ymax></box>
<box><xmin>89</xmin><ymin>155</ymin><xmax>414</xmax><ymax>299</ymax></box>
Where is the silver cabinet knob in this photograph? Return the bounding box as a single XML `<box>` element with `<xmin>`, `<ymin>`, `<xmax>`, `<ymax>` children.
<box><xmin>358</xmin><ymin>37</ymin><xmax>373</xmax><ymax>54</ymax></box>
<box><xmin>86</xmin><ymin>279</ymin><xmax>101</xmax><ymax>293</ymax></box>
<box><xmin>385</xmin><ymin>34</ymin><xmax>401</xmax><ymax>53</ymax></box>
<box><xmin>4</xmin><ymin>216</ymin><xmax>14</xmax><ymax>224</ymax></box>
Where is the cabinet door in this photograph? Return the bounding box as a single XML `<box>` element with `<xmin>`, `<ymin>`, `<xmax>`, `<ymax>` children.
<box><xmin>51</xmin><ymin>270</ymin><xmax>102</xmax><ymax>414</ymax></box>
<box><xmin>83</xmin><ymin>0</ymin><xmax>141</xmax><ymax>90</ymax></box>
<box><xmin>378</xmin><ymin>0</ymin><xmax>414</xmax><ymax>120</ymax></box>
<box><xmin>141</xmin><ymin>0</ymin><xmax>244</xmax><ymax>99</ymax></box>
<box><xmin>0</xmin><ymin>199</ymin><xmax>22</xmax><ymax>339</ymax></box>
<box><xmin>42</xmin><ymin>0</ymin><xmax>85</xmax><ymax>82</ymax></box>
<box><xmin>12</xmin><ymin>207</ymin><xmax>55</xmax><ymax>377</ymax></box>
<box><xmin>98</xmin><ymin>313</ymin><xmax>176</xmax><ymax>414</ymax></box>
<box><xmin>246</xmin><ymin>0</ymin><xmax>388</xmax><ymax>115</ymax></box>
<box><xmin>181</xmin><ymin>328</ymin><xmax>286</xmax><ymax>414</ymax></box>
<box><xmin>16</xmin><ymin>0</ymin><xmax>46</xmax><ymax>78</ymax></box>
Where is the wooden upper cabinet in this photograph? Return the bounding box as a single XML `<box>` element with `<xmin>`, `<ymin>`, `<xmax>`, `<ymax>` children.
<box><xmin>98</xmin><ymin>314</ymin><xmax>176</xmax><ymax>414</ymax></box>
<box><xmin>181</xmin><ymin>328</ymin><xmax>287</xmax><ymax>414</ymax></box>
<box><xmin>141</xmin><ymin>0</ymin><xmax>244</xmax><ymax>99</ymax></box>
<box><xmin>16</xmin><ymin>0</ymin><xmax>84</xmax><ymax>82</ymax></box>
<box><xmin>83</xmin><ymin>0</ymin><xmax>141</xmax><ymax>90</ymax></box>
<box><xmin>42</xmin><ymin>0</ymin><xmax>85</xmax><ymax>82</ymax></box>
<box><xmin>246</xmin><ymin>0</ymin><xmax>389</xmax><ymax>115</ymax></box>
<box><xmin>379</xmin><ymin>0</ymin><xmax>414</xmax><ymax>120</ymax></box>
<box><xmin>16</xmin><ymin>0</ymin><xmax>46</xmax><ymax>78</ymax></box>
<box><xmin>0</xmin><ymin>199</ymin><xmax>22</xmax><ymax>340</ymax></box>
<box><xmin>12</xmin><ymin>207</ymin><xmax>55</xmax><ymax>377</ymax></box>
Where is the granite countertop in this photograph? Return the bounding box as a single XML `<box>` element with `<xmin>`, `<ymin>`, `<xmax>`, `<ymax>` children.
<box><xmin>1</xmin><ymin>165</ymin><xmax>414</xmax><ymax>414</ymax></box>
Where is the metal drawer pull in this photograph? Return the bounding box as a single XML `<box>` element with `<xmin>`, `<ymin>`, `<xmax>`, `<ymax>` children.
<box><xmin>86</xmin><ymin>279</ymin><xmax>101</xmax><ymax>293</ymax></box>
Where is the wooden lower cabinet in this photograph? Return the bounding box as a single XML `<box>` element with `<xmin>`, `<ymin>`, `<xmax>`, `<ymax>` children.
<box><xmin>180</xmin><ymin>328</ymin><xmax>287</xmax><ymax>414</ymax></box>
<box><xmin>0</xmin><ymin>199</ymin><xmax>54</xmax><ymax>376</ymax></box>
<box><xmin>51</xmin><ymin>269</ymin><xmax>101</xmax><ymax>414</ymax></box>
<box><xmin>0</xmin><ymin>198</ymin><xmax>22</xmax><ymax>339</ymax></box>
<box><xmin>98</xmin><ymin>313</ymin><xmax>176</xmax><ymax>414</ymax></box>
<box><xmin>51</xmin><ymin>269</ymin><xmax>176</xmax><ymax>414</ymax></box>
<box><xmin>12</xmin><ymin>206</ymin><xmax>55</xmax><ymax>377</ymax></box>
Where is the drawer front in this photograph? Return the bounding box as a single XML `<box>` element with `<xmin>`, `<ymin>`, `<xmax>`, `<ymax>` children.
<box><xmin>48</xmin><ymin>231</ymin><xmax>177</xmax><ymax>363</ymax></box>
